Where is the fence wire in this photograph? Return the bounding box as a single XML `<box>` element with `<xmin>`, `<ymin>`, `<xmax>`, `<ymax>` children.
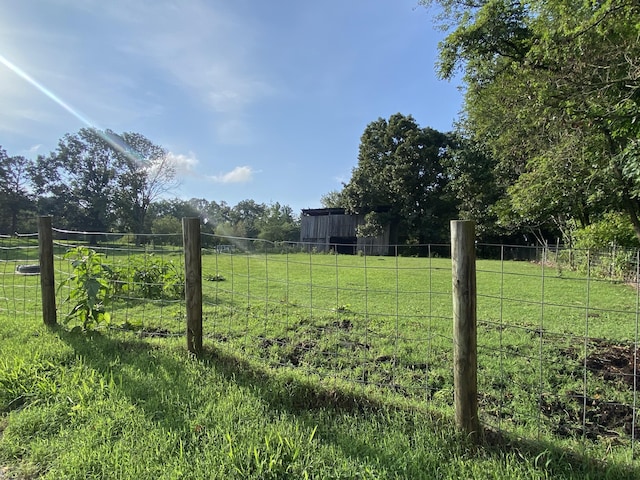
<box><xmin>0</xmin><ymin>233</ymin><xmax>41</xmax><ymax>322</ymax></box>
<box><xmin>50</xmin><ymin>228</ymin><xmax>186</xmax><ymax>337</ymax></box>
<box><xmin>476</xmin><ymin>244</ymin><xmax>640</xmax><ymax>464</ymax></box>
<box><xmin>2</xmin><ymin>229</ymin><xmax>640</xmax><ymax>465</ymax></box>
<box><xmin>200</xmin><ymin>236</ymin><xmax>452</xmax><ymax>403</ymax></box>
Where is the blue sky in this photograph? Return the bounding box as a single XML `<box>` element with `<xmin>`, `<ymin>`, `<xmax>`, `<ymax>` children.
<box><xmin>0</xmin><ymin>0</ymin><xmax>462</xmax><ymax>214</ymax></box>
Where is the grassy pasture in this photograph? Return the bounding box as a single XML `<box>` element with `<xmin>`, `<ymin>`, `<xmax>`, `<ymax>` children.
<box><xmin>1</xmin><ymin>242</ymin><xmax>640</xmax><ymax>478</ymax></box>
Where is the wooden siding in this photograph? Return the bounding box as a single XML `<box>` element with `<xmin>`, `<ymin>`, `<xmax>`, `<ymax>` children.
<box><xmin>300</xmin><ymin>213</ymin><xmax>358</xmax><ymax>243</ymax></box>
<box><xmin>300</xmin><ymin>209</ymin><xmax>390</xmax><ymax>255</ymax></box>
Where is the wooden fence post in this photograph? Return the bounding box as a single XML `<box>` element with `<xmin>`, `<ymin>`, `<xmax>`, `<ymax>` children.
<box><xmin>183</xmin><ymin>217</ymin><xmax>203</xmax><ymax>355</ymax></box>
<box><xmin>38</xmin><ymin>216</ymin><xmax>57</xmax><ymax>326</ymax></box>
<box><xmin>451</xmin><ymin>220</ymin><xmax>479</xmax><ymax>440</ymax></box>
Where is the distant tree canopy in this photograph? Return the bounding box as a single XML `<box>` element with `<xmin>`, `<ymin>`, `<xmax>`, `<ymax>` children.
<box><xmin>0</xmin><ymin>129</ymin><xmax>300</xmax><ymax>243</ymax></box>
<box><xmin>420</xmin><ymin>0</ymin><xmax>640</xmax><ymax>245</ymax></box>
<box><xmin>340</xmin><ymin>113</ymin><xmax>456</xmax><ymax>244</ymax></box>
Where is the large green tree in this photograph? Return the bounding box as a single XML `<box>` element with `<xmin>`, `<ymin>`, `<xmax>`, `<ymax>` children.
<box><xmin>319</xmin><ymin>190</ymin><xmax>346</xmax><ymax>209</ymax></box>
<box><xmin>187</xmin><ymin>198</ymin><xmax>232</xmax><ymax>230</ymax></box>
<box><xmin>31</xmin><ymin>128</ymin><xmax>174</xmax><ymax>239</ymax></box>
<box><xmin>442</xmin><ymin>133</ymin><xmax>504</xmax><ymax>239</ymax></box>
<box><xmin>227</xmin><ymin>199</ymin><xmax>267</xmax><ymax>239</ymax></box>
<box><xmin>342</xmin><ymin>113</ymin><xmax>455</xmax><ymax>244</ymax></box>
<box><xmin>32</xmin><ymin>128</ymin><xmax>122</xmax><ymax>234</ymax></box>
<box><xmin>424</xmin><ymin>0</ymin><xmax>640</xmax><ymax>240</ymax></box>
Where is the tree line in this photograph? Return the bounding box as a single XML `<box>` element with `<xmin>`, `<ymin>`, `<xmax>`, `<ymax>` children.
<box><xmin>0</xmin><ymin>128</ymin><xmax>300</xmax><ymax>244</ymax></box>
<box><xmin>321</xmin><ymin>0</ymin><xmax>640</xmax><ymax>251</ymax></box>
<box><xmin>424</xmin><ymin>0</ymin><xmax>640</xmax><ymax>250</ymax></box>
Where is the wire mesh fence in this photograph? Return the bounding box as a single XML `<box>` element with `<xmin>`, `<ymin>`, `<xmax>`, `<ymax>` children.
<box><xmin>0</xmin><ymin>233</ymin><xmax>42</xmax><ymax>322</ymax></box>
<box><xmin>2</xmin><ymin>224</ymin><xmax>640</xmax><ymax>464</ymax></box>
<box><xmin>200</xmin><ymin>236</ymin><xmax>453</xmax><ymax>403</ymax></box>
<box><xmin>476</xmin><ymin>244</ymin><xmax>640</xmax><ymax>463</ymax></box>
<box><xmin>50</xmin><ymin>228</ymin><xmax>186</xmax><ymax>337</ymax></box>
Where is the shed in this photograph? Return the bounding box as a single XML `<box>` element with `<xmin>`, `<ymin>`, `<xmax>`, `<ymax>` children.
<box><xmin>300</xmin><ymin>208</ymin><xmax>391</xmax><ymax>255</ymax></box>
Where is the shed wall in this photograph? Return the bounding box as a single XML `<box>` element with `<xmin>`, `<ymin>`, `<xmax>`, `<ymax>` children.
<box><xmin>300</xmin><ymin>211</ymin><xmax>390</xmax><ymax>255</ymax></box>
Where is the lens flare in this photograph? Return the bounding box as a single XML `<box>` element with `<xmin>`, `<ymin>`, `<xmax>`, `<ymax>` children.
<box><xmin>0</xmin><ymin>54</ymin><xmax>95</xmax><ymax>128</ymax></box>
<box><xmin>0</xmin><ymin>54</ymin><xmax>143</xmax><ymax>163</ymax></box>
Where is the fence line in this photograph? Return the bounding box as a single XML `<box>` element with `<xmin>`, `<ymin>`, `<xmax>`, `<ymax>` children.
<box><xmin>2</xmin><ymin>218</ymin><xmax>640</xmax><ymax>464</ymax></box>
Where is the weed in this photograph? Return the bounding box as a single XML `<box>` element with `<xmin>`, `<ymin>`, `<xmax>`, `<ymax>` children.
<box><xmin>207</xmin><ymin>274</ymin><xmax>226</xmax><ymax>282</ymax></box>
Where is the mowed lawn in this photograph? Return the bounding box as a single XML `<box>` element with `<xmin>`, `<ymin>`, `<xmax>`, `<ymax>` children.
<box><xmin>1</xmin><ymin>247</ymin><xmax>640</xmax><ymax>478</ymax></box>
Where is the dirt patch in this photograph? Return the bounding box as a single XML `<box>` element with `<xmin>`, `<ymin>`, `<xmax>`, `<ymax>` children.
<box><xmin>313</xmin><ymin>319</ymin><xmax>354</xmax><ymax>333</ymax></box>
<box><xmin>586</xmin><ymin>340</ymin><xmax>640</xmax><ymax>390</ymax></box>
<box><xmin>137</xmin><ymin>327</ymin><xmax>172</xmax><ymax>338</ymax></box>
<box><xmin>283</xmin><ymin>341</ymin><xmax>316</xmax><ymax>366</ymax></box>
<box><xmin>541</xmin><ymin>393</ymin><xmax>639</xmax><ymax>440</ymax></box>
<box><xmin>331</xmin><ymin>319</ymin><xmax>353</xmax><ymax>331</ymax></box>
<box><xmin>258</xmin><ymin>336</ymin><xmax>316</xmax><ymax>367</ymax></box>
<box><xmin>537</xmin><ymin>340</ymin><xmax>640</xmax><ymax>440</ymax></box>
<box><xmin>259</xmin><ymin>336</ymin><xmax>289</xmax><ymax>349</ymax></box>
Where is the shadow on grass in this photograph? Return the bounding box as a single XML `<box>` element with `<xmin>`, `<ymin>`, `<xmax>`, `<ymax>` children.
<box><xmin>202</xmin><ymin>345</ymin><xmax>640</xmax><ymax>480</ymax></box>
<box><xmin>54</xmin><ymin>327</ymin><xmax>640</xmax><ymax>479</ymax></box>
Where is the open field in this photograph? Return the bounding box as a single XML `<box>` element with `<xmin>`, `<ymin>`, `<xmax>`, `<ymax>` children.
<box><xmin>1</xmin><ymin>240</ymin><xmax>640</xmax><ymax>478</ymax></box>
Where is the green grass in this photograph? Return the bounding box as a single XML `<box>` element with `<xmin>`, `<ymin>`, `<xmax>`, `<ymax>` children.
<box><xmin>2</xmin><ymin>248</ymin><xmax>640</xmax><ymax>478</ymax></box>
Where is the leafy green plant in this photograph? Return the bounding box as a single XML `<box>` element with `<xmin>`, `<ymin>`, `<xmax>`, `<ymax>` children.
<box><xmin>117</xmin><ymin>254</ymin><xmax>184</xmax><ymax>300</ymax></box>
<box><xmin>59</xmin><ymin>247</ymin><xmax>113</xmax><ymax>329</ymax></box>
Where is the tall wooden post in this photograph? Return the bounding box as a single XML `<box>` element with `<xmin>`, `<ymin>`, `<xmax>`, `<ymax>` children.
<box><xmin>183</xmin><ymin>217</ymin><xmax>203</xmax><ymax>355</ymax></box>
<box><xmin>38</xmin><ymin>216</ymin><xmax>57</xmax><ymax>326</ymax></box>
<box><xmin>451</xmin><ymin>220</ymin><xmax>479</xmax><ymax>440</ymax></box>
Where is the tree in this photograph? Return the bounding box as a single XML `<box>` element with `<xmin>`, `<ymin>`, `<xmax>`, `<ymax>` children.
<box><xmin>229</xmin><ymin>199</ymin><xmax>266</xmax><ymax>238</ymax></box>
<box><xmin>31</xmin><ymin>128</ymin><xmax>122</xmax><ymax>236</ymax></box>
<box><xmin>187</xmin><ymin>198</ymin><xmax>231</xmax><ymax>230</ymax></box>
<box><xmin>151</xmin><ymin>216</ymin><xmax>182</xmax><ymax>246</ymax></box>
<box><xmin>423</xmin><ymin>0</ymin><xmax>640</xmax><ymax>241</ymax></box>
<box><xmin>342</xmin><ymin>113</ymin><xmax>455</xmax><ymax>244</ymax></box>
<box><xmin>443</xmin><ymin>133</ymin><xmax>504</xmax><ymax>240</ymax></box>
<box><xmin>114</xmin><ymin>132</ymin><xmax>177</xmax><ymax>243</ymax></box>
<box><xmin>30</xmin><ymin>128</ymin><xmax>176</xmax><ymax>241</ymax></box>
<box><xmin>147</xmin><ymin>199</ymin><xmax>201</xmax><ymax>225</ymax></box>
<box><xmin>320</xmin><ymin>190</ymin><xmax>346</xmax><ymax>208</ymax></box>
<box><xmin>0</xmin><ymin>148</ymin><xmax>35</xmax><ymax>234</ymax></box>
<box><xmin>256</xmin><ymin>202</ymin><xmax>300</xmax><ymax>242</ymax></box>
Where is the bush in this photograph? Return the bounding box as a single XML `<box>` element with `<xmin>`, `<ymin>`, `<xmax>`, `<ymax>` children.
<box><xmin>114</xmin><ymin>254</ymin><xmax>184</xmax><ymax>300</ymax></box>
<box><xmin>558</xmin><ymin>213</ymin><xmax>640</xmax><ymax>281</ymax></box>
<box><xmin>572</xmin><ymin>213</ymin><xmax>639</xmax><ymax>251</ymax></box>
<box><xmin>61</xmin><ymin>248</ymin><xmax>185</xmax><ymax>330</ymax></box>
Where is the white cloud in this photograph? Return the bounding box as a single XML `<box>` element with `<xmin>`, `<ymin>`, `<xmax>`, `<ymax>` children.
<box><xmin>26</xmin><ymin>144</ymin><xmax>41</xmax><ymax>155</ymax></box>
<box><xmin>209</xmin><ymin>166</ymin><xmax>255</xmax><ymax>184</ymax></box>
<box><xmin>167</xmin><ymin>151</ymin><xmax>199</xmax><ymax>175</ymax></box>
<box><xmin>213</xmin><ymin>117</ymin><xmax>253</xmax><ymax>145</ymax></box>
<box><xmin>114</xmin><ymin>1</ymin><xmax>274</xmax><ymax>145</ymax></box>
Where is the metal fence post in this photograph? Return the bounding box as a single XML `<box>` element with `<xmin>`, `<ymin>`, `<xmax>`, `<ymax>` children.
<box><xmin>38</xmin><ymin>216</ymin><xmax>57</xmax><ymax>326</ymax></box>
<box><xmin>451</xmin><ymin>220</ymin><xmax>479</xmax><ymax>440</ymax></box>
<box><xmin>183</xmin><ymin>217</ymin><xmax>202</xmax><ymax>355</ymax></box>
